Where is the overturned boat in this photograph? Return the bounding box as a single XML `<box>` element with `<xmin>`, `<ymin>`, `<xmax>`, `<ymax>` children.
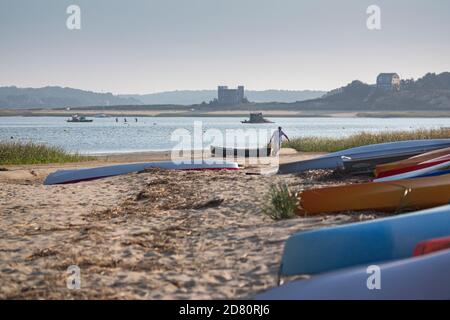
<box><xmin>278</xmin><ymin>204</ymin><xmax>450</xmax><ymax>278</ymax></box>
<box><xmin>257</xmin><ymin>249</ymin><xmax>450</xmax><ymax>300</ymax></box>
<box><xmin>210</xmin><ymin>145</ymin><xmax>271</xmax><ymax>158</ymax></box>
<box><xmin>278</xmin><ymin>139</ymin><xmax>450</xmax><ymax>174</ymax></box>
<box><xmin>44</xmin><ymin>160</ymin><xmax>239</xmax><ymax>185</ymax></box>
<box><xmin>297</xmin><ymin>174</ymin><xmax>450</xmax><ymax>215</ymax></box>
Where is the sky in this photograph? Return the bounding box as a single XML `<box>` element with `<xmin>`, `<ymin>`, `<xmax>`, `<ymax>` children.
<box><xmin>1</xmin><ymin>0</ymin><xmax>450</xmax><ymax>94</ymax></box>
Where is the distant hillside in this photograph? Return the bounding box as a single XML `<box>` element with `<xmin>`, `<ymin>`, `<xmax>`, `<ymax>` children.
<box><xmin>0</xmin><ymin>87</ymin><xmax>325</xmax><ymax>109</ymax></box>
<box><xmin>123</xmin><ymin>90</ymin><xmax>326</xmax><ymax>105</ymax></box>
<box><xmin>273</xmin><ymin>72</ymin><xmax>450</xmax><ymax>111</ymax></box>
<box><xmin>0</xmin><ymin>86</ymin><xmax>140</xmax><ymax>109</ymax></box>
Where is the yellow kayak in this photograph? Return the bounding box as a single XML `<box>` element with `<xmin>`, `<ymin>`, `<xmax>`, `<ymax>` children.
<box><xmin>298</xmin><ymin>174</ymin><xmax>450</xmax><ymax>215</ymax></box>
<box><xmin>374</xmin><ymin>147</ymin><xmax>450</xmax><ymax>177</ymax></box>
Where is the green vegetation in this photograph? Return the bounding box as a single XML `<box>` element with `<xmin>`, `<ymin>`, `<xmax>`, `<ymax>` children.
<box><xmin>263</xmin><ymin>183</ymin><xmax>298</xmax><ymax>220</ymax></box>
<box><xmin>0</xmin><ymin>141</ymin><xmax>92</xmax><ymax>165</ymax></box>
<box><xmin>284</xmin><ymin>128</ymin><xmax>450</xmax><ymax>153</ymax></box>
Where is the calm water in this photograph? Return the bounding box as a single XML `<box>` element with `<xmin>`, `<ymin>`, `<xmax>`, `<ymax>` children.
<box><xmin>0</xmin><ymin>116</ymin><xmax>449</xmax><ymax>154</ymax></box>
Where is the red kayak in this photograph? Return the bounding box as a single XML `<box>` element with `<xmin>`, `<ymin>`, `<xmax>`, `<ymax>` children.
<box><xmin>414</xmin><ymin>236</ymin><xmax>450</xmax><ymax>257</ymax></box>
<box><xmin>377</xmin><ymin>154</ymin><xmax>450</xmax><ymax>179</ymax></box>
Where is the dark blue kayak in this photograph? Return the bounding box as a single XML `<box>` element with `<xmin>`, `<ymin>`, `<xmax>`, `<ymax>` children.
<box><xmin>278</xmin><ymin>139</ymin><xmax>450</xmax><ymax>174</ymax></box>
<box><xmin>44</xmin><ymin>160</ymin><xmax>239</xmax><ymax>185</ymax></box>
<box><xmin>279</xmin><ymin>205</ymin><xmax>450</xmax><ymax>278</ymax></box>
<box><xmin>257</xmin><ymin>249</ymin><xmax>450</xmax><ymax>300</ymax></box>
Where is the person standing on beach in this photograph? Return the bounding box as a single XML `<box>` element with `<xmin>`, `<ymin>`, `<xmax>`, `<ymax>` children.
<box><xmin>269</xmin><ymin>126</ymin><xmax>290</xmax><ymax>156</ymax></box>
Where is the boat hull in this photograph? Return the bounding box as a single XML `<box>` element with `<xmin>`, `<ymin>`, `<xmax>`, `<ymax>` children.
<box><xmin>298</xmin><ymin>174</ymin><xmax>450</xmax><ymax>215</ymax></box>
<box><xmin>278</xmin><ymin>139</ymin><xmax>450</xmax><ymax>174</ymax></box>
<box><xmin>44</xmin><ymin>160</ymin><xmax>239</xmax><ymax>185</ymax></box>
<box><xmin>258</xmin><ymin>249</ymin><xmax>450</xmax><ymax>300</ymax></box>
<box><xmin>210</xmin><ymin>146</ymin><xmax>271</xmax><ymax>158</ymax></box>
<box><xmin>279</xmin><ymin>205</ymin><xmax>450</xmax><ymax>277</ymax></box>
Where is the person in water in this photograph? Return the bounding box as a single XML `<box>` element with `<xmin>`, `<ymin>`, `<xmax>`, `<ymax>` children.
<box><xmin>269</xmin><ymin>126</ymin><xmax>290</xmax><ymax>156</ymax></box>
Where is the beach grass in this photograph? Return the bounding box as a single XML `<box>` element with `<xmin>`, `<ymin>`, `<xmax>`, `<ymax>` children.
<box><xmin>0</xmin><ymin>141</ymin><xmax>93</xmax><ymax>165</ymax></box>
<box><xmin>263</xmin><ymin>183</ymin><xmax>297</xmax><ymax>220</ymax></box>
<box><xmin>284</xmin><ymin>128</ymin><xmax>450</xmax><ymax>153</ymax></box>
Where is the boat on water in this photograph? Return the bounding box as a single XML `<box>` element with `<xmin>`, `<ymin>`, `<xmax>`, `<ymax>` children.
<box><xmin>66</xmin><ymin>115</ymin><xmax>93</xmax><ymax>123</ymax></box>
<box><xmin>278</xmin><ymin>204</ymin><xmax>450</xmax><ymax>278</ymax></box>
<box><xmin>241</xmin><ymin>112</ymin><xmax>273</xmax><ymax>124</ymax></box>
<box><xmin>43</xmin><ymin>160</ymin><xmax>240</xmax><ymax>185</ymax></box>
<box><xmin>257</xmin><ymin>249</ymin><xmax>450</xmax><ymax>300</ymax></box>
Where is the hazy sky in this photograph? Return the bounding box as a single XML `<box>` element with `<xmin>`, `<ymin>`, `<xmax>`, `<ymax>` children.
<box><xmin>1</xmin><ymin>0</ymin><xmax>450</xmax><ymax>94</ymax></box>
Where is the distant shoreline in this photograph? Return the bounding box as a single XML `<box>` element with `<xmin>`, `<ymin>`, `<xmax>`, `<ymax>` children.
<box><xmin>1</xmin><ymin>109</ymin><xmax>450</xmax><ymax>118</ymax></box>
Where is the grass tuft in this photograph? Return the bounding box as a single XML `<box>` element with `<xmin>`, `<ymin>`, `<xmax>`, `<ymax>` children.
<box><xmin>0</xmin><ymin>141</ymin><xmax>93</xmax><ymax>165</ymax></box>
<box><xmin>284</xmin><ymin>128</ymin><xmax>450</xmax><ymax>153</ymax></box>
<box><xmin>263</xmin><ymin>183</ymin><xmax>297</xmax><ymax>220</ymax></box>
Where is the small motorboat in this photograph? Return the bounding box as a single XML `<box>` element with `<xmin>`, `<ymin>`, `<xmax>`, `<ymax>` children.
<box><xmin>241</xmin><ymin>112</ymin><xmax>273</xmax><ymax>124</ymax></box>
<box><xmin>66</xmin><ymin>115</ymin><xmax>93</xmax><ymax>123</ymax></box>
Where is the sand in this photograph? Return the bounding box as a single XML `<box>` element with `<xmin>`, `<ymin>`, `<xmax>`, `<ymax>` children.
<box><xmin>0</xmin><ymin>151</ymin><xmax>378</xmax><ymax>299</ymax></box>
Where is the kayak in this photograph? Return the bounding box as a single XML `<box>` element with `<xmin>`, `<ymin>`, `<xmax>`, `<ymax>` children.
<box><xmin>376</xmin><ymin>154</ymin><xmax>450</xmax><ymax>179</ymax></box>
<box><xmin>257</xmin><ymin>249</ymin><xmax>450</xmax><ymax>300</ymax></box>
<box><xmin>278</xmin><ymin>139</ymin><xmax>450</xmax><ymax>174</ymax></box>
<box><xmin>298</xmin><ymin>174</ymin><xmax>450</xmax><ymax>215</ymax></box>
<box><xmin>341</xmin><ymin>150</ymin><xmax>426</xmax><ymax>174</ymax></box>
<box><xmin>413</xmin><ymin>236</ymin><xmax>450</xmax><ymax>257</ymax></box>
<box><xmin>374</xmin><ymin>147</ymin><xmax>450</xmax><ymax>177</ymax></box>
<box><xmin>373</xmin><ymin>160</ymin><xmax>450</xmax><ymax>182</ymax></box>
<box><xmin>279</xmin><ymin>205</ymin><xmax>450</xmax><ymax>277</ymax></box>
<box><xmin>44</xmin><ymin>160</ymin><xmax>239</xmax><ymax>185</ymax></box>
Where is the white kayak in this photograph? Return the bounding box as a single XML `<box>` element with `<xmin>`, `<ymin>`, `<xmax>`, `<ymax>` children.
<box><xmin>44</xmin><ymin>160</ymin><xmax>239</xmax><ymax>185</ymax></box>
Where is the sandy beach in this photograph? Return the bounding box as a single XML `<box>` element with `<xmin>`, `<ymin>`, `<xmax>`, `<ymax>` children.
<box><xmin>0</xmin><ymin>150</ymin><xmax>380</xmax><ymax>299</ymax></box>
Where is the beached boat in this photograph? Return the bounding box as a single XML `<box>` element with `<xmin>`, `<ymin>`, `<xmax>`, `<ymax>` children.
<box><xmin>341</xmin><ymin>150</ymin><xmax>428</xmax><ymax>174</ymax></box>
<box><xmin>210</xmin><ymin>146</ymin><xmax>271</xmax><ymax>158</ymax></box>
<box><xmin>66</xmin><ymin>115</ymin><xmax>93</xmax><ymax>123</ymax></box>
<box><xmin>298</xmin><ymin>174</ymin><xmax>450</xmax><ymax>215</ymax></box>
<box><xmin>376</xmin><ymin>154</ymin><xmax>450</xmax><ymax>179</ymax></box>
<box><xmin>257</xmin><ymin>249</ymin><xmax>450</xmax><ymax>300</ymax></box>
<box><xmin>374</xmin><ymin>147</ymin><xmax>450</xmax><ymax>177</ymax></box>
<box><xmin>278</xmin><ymin>205</ymin><xmax>450</xmax><ymax>278</ymax></box>
<box><xmin>278</xmin><ymin>139</ymin><xmax>450</xmax><ymax>174</ymax></box>
<box><xmin>413</xmin><ymin>236</ymin><xmax>450</xmax><ymax>256</ymax></box>
<box><xmin>373</xmin><ymin>159</ymin><xmax>450</xmax><ymax>182</ymax></box>
<box><xmin>44</xmin><ymin>160</ymin><xmax>239</xmax><ymax>185</ymax></box>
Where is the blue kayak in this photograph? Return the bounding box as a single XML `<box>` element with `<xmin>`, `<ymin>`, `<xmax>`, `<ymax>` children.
<box><xmin>278</xmin><ymin>139</ymin><xmax>450</xmax><ymax>174</ymax></box>
<box><xmin>279</xmin><ymin>205</ymin><xmax>450</xmax><ymax>277</ymax></box>
<box><xmin>44</xmin><ymin>160</ymin><xmax>239</xmax><ymax>185</ymax></box>
<box><xmin>257</xmin><ymin>249</ymin><xmax>450</xmax><ymax>300</ymax></box>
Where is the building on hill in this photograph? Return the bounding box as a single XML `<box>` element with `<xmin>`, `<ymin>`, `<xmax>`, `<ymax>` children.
<box><xmin>217</xmin><ymin>86</ymin><xmax>245</xmax><ymax>105</ymax></box>
<box><xmin>377</xmin><ymin>73</ymin><xmax>401</xmax><ymax>90</ymax></box>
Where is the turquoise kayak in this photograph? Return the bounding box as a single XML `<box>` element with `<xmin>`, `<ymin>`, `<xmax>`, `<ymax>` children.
<box><xmin>257</xmin><ymin>249</ymin><xmax>450</xmax><ymax>300</ymax></box>
<box><xmin>279</xmin><ymin>205</ymin><xmax>450</xmax><ymax>278</ymax></box>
